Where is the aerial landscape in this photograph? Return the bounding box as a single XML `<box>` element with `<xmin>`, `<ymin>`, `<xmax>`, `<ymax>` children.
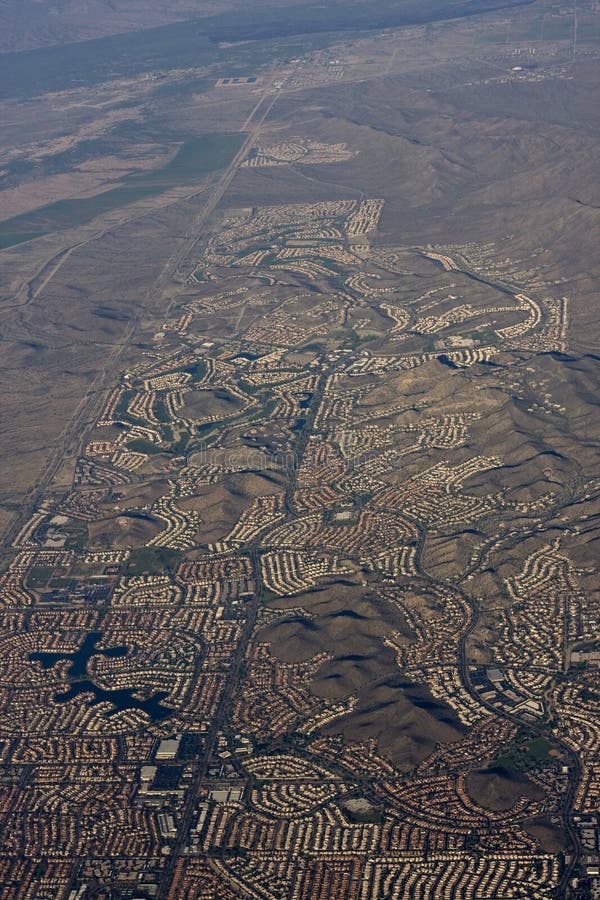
<box><xmin>0</xmin><ymin>0</ymin><xmax>599</xmax><ymax>897</ymax></box>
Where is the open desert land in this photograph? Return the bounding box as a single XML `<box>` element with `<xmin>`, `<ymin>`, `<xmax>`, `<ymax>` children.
<box><xmin>0</xmin><ymin>0</ymin><xmax>599</xmax><ymax>897</ymax></box>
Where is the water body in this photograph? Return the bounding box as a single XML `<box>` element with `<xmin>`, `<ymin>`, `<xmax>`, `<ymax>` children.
<box><xmin>29</xmin><ymin>631</ymin><xmax>174</xmax><ymax>720</ymax></box>
<box><xmin>53</xmin><ymin>682</ymin><xmax>173</xmax><ymax>720</ymax></box>
<box><xmin>298</xmin><ymin>394</ymin><xmax>313</xmax><ymax>410</ymax></box>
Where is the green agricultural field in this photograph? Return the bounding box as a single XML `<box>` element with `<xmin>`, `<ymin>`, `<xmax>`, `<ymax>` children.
<box><xmin>0</xmin><ymin>134</ymin><xmax>245</xmax><ymax>250</ymax></box>
<box><xmin>541</xmin><ymin>18</ymin><xmax>574</xmax><ymax>41</ymax></box>
<box><xmin>131</xmin><ymin>134</ymin><xmax>245</xmax><ymax>187</ymax></box>
<box><xmin>579</xmin><ymin>19</ymin><xmax>600</xmax><ymax>42</ymax></box>
<box><xmin>0</xmin><ymin>232</ymin><xmax>47</xmax><ymax>250</ymax></box>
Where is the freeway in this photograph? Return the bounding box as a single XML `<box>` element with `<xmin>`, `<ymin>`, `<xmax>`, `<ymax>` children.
<box><xmin>155</xmin><ymin>349</ymin><xmax>339</xmax><ymax>896</ymax></box>
<box><xmin>0</xmin><ymin>73</ymin><xmax>282</xmax><ymax>568</ymax></box>
<box><xmin>456</xmin><ymin>584</ymin><xmax>582</xmax><ymax>896</ymax></box>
